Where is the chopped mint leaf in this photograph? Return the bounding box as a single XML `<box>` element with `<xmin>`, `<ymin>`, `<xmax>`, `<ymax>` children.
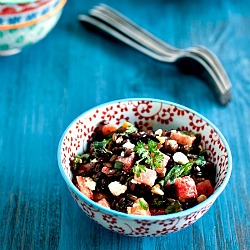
<box><xmin>114</xmin><ymin>161</ymin><xmax>124</xmax><ymax>170</ymax></box>
<box><xmin>164</xmin><ymin>162</ymin><xmax>193</xmax><ymax>184</ymax></box>
<box><xmin>72</xmin><ymin>154</ymin><xmax>90</xmax><ymax>170</ymax></box>
<box><xmin>93</xmin><ymin>141</ymin><xmax>106</xmax><ymax>149</ymax></box>
<box><xmin>179</xmin><ymin>131</ymin><xmax>190</xmax><ymax>135</ymax></box>
<box><xmin>126</xmin><ymin>125</ymin><xmax>138</xmax><ymax>134</ymax></box>
<box><xmin>93</xmin><ymin>138</ymin><xmax>112</xmax><ymax>154</ymax></box>
<box><xmin>138</xmin><ymin>198</ymin><xmax>148</xmax><ymax>210</ymax></box>
<box><xmin>194</xmin><ymin>156</ymin><xmax>206</xmax><ymax>166</ymax></box>
<box><xmin>165</xmin><ymin>200</ymin><xmax>182</xmax><ymax>214</ymax></box>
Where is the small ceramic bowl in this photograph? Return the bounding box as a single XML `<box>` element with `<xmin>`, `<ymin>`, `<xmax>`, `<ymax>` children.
<box><xmin>0</xmin><ymin>0</ymin><xmax>60</xmax><ymax>25</ymax></box>
<box><xmin>58</xmin><ymin>98</ymin><xmax>232</xmax><ymax>237</ymax></box>
<box><xmin>0</xmin><ymin>0</ymin><xmax>66</xmax><ymax>55</ymax></box>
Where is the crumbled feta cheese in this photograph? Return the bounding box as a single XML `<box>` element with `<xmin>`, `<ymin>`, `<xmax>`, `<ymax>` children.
<box><xmin>108</xmin><ymin>181</ymin><xmax>127</xmax><ymax>196</ymax></box>
<box><xmin>122</xmin><ymin>141</ymin><xmax>135</xmax><ymax>149</ymax></box>
<box><xmin>116</xmin><ymin>136</ymin><xmax>123</xmax><ymax>144</ymax></box>
<box><xmin>151</xmin><ymin>184</ymin><xmax>164</xmax><ymax>195</ymax></box>
<box><xmin>168</xmin><ymin>139</ymin><xmax>178</xmax><ymax>147</ymax></box>
<box><xmin>131</xmin><ymin>179</ymin><xmax>138</xmax><ymax>184</ymax></box>
<box><xmin>173</xmin><ymin>152</ymin><xmax>189</xmax><ymax>164</ymax></box>
<box><xmin>155</xmin><ymin>129</ymin><xmax>163</xmax><ymax>136</ymax></box>
<box><xmin>166</xmin><ymin>139</ymin><xmax>178</xmax><ymax>151</ymax></box>
<box><xmin>156</xmin><ymin>136</ymin><xmax>168</xmax><ymax>144</ymax></box>
<box><xmin>91</xmin><ymin>158</ymin><xmax>98</xmax><ymax>163</ymax></box>
<box><xmin>84</xmin><ymin>177</ymin><xmax>96</xmax><ymax>191</ymax></box>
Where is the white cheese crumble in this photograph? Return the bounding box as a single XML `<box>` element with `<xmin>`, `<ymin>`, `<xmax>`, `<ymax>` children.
<box><xmin>108</xmin><ymin>181</ymin><xmax>127</xmax><ymax>196</ymax></box>
<box><xmin>122</xmin><ymin>141</ymin><xmax>135</xmax><ymax>149</ymax></box>
<box><xmin>116</xmin><ymin>136</ymin><xmax>123</xmax><ymax>144</ymax></box>
<box><xmin>84</xmin><ymin>177</ymin><xmax>96</xmax><ymax>191</ymax></box>
<box><xmin>131</xmin><ymin>179</ymin><xmax>138</xmax><ymax>184</ymax></box>
<box><xmin>155</xmin><ymin>129</ymin><xmax>163</xmax><ymax>136</ymax></box>
<box><xmin>173</xmin><ymin>152</ymin><xmax>189</xmax><ymax>164</ymax></box>
<box><xmin>167</xmin><ymin>139</ymin><xmax>178</xmax><ymax>147</ymax></box>
<box><xmin>156</xmin><ymin>136</ymin><xmax>168</xmax><ymax>144</ymax></box>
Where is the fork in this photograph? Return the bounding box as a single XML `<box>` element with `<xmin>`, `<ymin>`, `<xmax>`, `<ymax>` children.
<box><xmin>78</xmin><ymin>4</ymin><xmax>231</xmax><ymax>105</ymax></box>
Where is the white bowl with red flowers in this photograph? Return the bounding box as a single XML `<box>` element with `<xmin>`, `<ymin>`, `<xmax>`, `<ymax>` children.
<box><xmin>57</xmin><ymin>98</ymin><xmax>232</xmax><ymax>237</ymax></box>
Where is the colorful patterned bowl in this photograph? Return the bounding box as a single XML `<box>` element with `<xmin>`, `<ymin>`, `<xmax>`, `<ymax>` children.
<box><xmin>0</xmin><ymin>0</ymin><xmax>66</xmax><ymax>55</ymax></box>
<box><xmin>57</xmin><ymin>98</ymin><xmax>232</xmax><ymax>237</ymax></box>
<box><xmin>0</xmin><ymin>0</ymin><xmax>60</xmax><ymax>25</ymax></box>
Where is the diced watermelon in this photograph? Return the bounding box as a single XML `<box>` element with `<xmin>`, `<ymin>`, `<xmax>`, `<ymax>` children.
<box><xmin>127</xmin><ymin>198</ymin><xmax>151</xmax><ymax>216</ymax></box>
<box><xmin>116</xmin><ymin>152</ymin><xmax>136</xmax><ymax>173</ymax></box>
<box><xmin>170</xmin><ymin>130</ymin><xmax>196</xmax><ymax>147</ymax></box>
<box><xmin>96</xmin><ymin>198</ymin><xmax>110</xmax><ymax>209</ymax></box>
<box><xmin>134</xmin><ymin>168</ymin><xmax>157</xmax><ymax>187</ymax></box>
<box><xmin>93</xmin><ymin>192</ymin><xmax>109</xmax><ymax>202</ymax></box>
<box><xmin>175</xmin><ymin>176</ymin><xmax>198</xmax><ymax>202</ymax></box>
<box><xmin>76</xmin><ymin>176</ymin><xmax>93</xmax><ymax>200</ymax></box>
<box><xmin>196</xmin><ymin>180</ymin><xmax>214</xmax><ymax>197</ymax></box>
<box><xmin>101</xmin><ymin>166</ymin><xmax>113</xmax><ymax>175</ymax></box>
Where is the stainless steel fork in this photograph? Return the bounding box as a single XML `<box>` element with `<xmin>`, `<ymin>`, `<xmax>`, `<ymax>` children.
<box><xmin>78</xmin><ymin>4</ymin><xmax>232</xmax><ymax>105</ymax></box>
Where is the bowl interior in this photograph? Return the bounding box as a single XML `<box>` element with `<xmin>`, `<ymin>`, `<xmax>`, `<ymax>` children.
<box><xmin>59</xmin><ymin>99</ymin><xmax>231</xmax><ymax>200</ymax></box>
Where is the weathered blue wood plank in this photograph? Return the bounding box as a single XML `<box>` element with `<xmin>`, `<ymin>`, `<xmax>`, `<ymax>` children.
<box><xmin>0</xmin><ymin>0</ymin><xmax>249</xmax><ymax>249</ymax></box>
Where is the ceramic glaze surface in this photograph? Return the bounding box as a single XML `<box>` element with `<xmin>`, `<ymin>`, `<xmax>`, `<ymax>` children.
<box><xmin>0</xmin><ymin>9</ymin><xmax>62</xmax><ymax>55</ymax></box>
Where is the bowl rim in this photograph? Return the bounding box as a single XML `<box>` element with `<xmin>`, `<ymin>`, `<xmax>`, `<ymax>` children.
<box><xmin>0</xmin><ymin>0</ymin><xmax>66</xmax><ymax>30</ymax></box>
<box><xmin>57</xmin><ymin>98</ymin><xmax>232</xmax><ymax>220</ymax></box>
<box><xmin>0</xmin><ymin>0</ymin><xmax>57</xmax><ymax>16</ymax></box>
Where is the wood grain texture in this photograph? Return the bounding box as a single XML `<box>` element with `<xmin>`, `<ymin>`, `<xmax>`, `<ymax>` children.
<box><xmin>0</xmin><ymin>0</ymin><xmax>249</xmax><ymax>249</ymax></box>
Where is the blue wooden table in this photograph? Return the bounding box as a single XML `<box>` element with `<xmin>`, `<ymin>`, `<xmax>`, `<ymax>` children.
<box><xmin>1</xmin><ymin>1</ymin><xmax>249</xmax><ymax>249</ymax></box>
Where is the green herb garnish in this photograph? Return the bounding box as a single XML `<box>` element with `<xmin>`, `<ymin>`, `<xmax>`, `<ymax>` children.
<box><xmin>93</xmin><ymin>138</ymin><xmax>111</xmax><ymax>150</ymax></box>
<box><xmin>194</xmin><ymin>156</ymin><xmax>206</xmax><ymax>166</ymax></box>
<box><xmin>114</xmin><ymin>161</ymin><xmax>124</xmax><ymax>170</ymax></box>
<box><xmin>126</xmin><ymin>124</ymin><xmax>138</xmax><ymax>134</ymax></box>
<box><xmin>164</xmin><ymin>156</ymin><xmax>207</xmax><ymax>184</ymax></box>
<box><xmin>164</xmin><ymin>162</ymin><xmax>193</xmax><ymax>184</ymax></box>
<box><xmin>134</xmin><ymin>142</ymin><xmax>149</xmax><ymax>158</ymax></box>
<box><xmin>93</xmin><ymin>141</ymin><xmax>106</xmax><ymax>149</ymax></box>
<box><xmin>165</xmin><ymin>200</ymin><xmax>182</xmax><ymax>214</ymax></box>
<box><xmin>132</xmin><ymin>163</ymin><xmax>146</xmax><ymax>178</ymax></box>
<box><xmin>133</xmin><ymin>140</ymin><xmax>164</xmax><ymax>174</ymax></box>
<box><xmin>153</xmin><ymin>152</ymin><xmax>164</xmax><ymax>169</ymax></box>
<box><xmin>93</xmin><ymin>138</ymin><xmax>112</xmax><ymax>155</ymax></box>
<box><xmin>138</xmin><ymin>198</ymin><xmax>149</xmax><ymax>210</ymax></box>
<box><xmin>72</xmin><ymin>154</ymin><xmax>90</xmax><ymax>170</ymax></box>
<box><xmin>148</xmin><ymin>140</ymin><xmax>158</xmax><ymax>153</ymax></box>
<box><xmin>179</xmin><ymin>131</ymin><xmax>190</xmax><ymax>135</ymax></box>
